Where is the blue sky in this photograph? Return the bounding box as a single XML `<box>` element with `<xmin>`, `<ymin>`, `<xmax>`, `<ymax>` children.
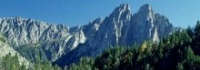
<box><xmin>0</xmin><ymin>0</ymin><xmax>199</xmax><ymax>28</ymax></box>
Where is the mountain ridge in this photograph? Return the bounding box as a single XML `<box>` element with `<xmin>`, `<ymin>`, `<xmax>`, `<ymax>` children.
<box><xmin>0</xmin><ymin>3</ymin><xmax>174</xmax><ymax>67</ymax></box>
<box><xmin>55</xmin><ymin>3</ymin><xmax>173</xmax><ymax>67</ymax></box>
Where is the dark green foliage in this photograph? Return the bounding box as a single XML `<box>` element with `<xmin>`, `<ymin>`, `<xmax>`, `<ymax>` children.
<box><xmin>32</xmin><ymin>52</ymin><xmax>62</xmax><ymax>70</ymax></box>
<box><xmin>0</xmin><ymin>53</ymin><xmax>61</xmax><ymax>70</ymax></box>
<box><xmin>94</xmin><ymin>47</ymin><xmax>125</xmax><ymax>70</ymax></box>
<box><xmin>69</xmin><ymin>57</ymin><xmax>96</xmax><ymax>70</ymax></box>
<box><xmin>69</xmin><ymin>21</ymin><xmax>200</xmax><ymax>70</ymax></box>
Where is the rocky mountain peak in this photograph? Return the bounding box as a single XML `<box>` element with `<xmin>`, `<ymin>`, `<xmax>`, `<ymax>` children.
<box><xmin>138</xmin><ymin>4</ymin><xmax>153</xmax><ymax>13</ymax></box>
<box><xmin>135</xmin><ymin>3</ymin><xmax>154</xmax><ymax>22</ymax></box>
<box><xmin>109</xmin><ymin>3</ymin><xmax>131</xmax><ymax>21</ymax></box>
<box><xmin>90</xmin><ymin>17</ymin><xmax>103</xmax><ymax>24</ymax></box>
<box><xmin>116</xmin><ymin>3</ymin><xmax>131</xmax><ymax>11</ymax></box>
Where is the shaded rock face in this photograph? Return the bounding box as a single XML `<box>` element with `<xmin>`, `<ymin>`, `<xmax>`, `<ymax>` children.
<box><xmin>0</xmin><ymin>3</ymin><xmax>173</xmax><ymax>66</ymax></box>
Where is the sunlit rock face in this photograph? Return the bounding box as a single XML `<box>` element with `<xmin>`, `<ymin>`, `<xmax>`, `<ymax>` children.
<box><xmin>55</xmin><ymin>3</ymin><xmax>173</xmax><ymax>66</ymax></box>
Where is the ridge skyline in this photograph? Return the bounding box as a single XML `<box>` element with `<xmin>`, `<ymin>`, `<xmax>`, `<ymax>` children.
<box><xmin>0</xmin><ymin>3</ymin><xmax>166</xmax><ymax>28</ymax></box>
<box><xmin>0</xmin><ymin>1</ymin><xmax>199</xmax><ymax>28</ymax></box>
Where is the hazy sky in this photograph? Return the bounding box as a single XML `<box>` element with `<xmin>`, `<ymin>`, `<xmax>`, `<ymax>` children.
<box><xmin>0</xmin><ymin>0</ymin><xmax>199</xmax><ymax>28</ymax></box>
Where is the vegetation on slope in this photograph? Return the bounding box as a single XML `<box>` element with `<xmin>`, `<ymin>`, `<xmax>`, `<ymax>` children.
<box><xmin>0</xmin><ymin>53</ymin><xmax>61</xmax><ymax>70</ymax></box>
<box><xmin>0</xmin><ymin>34</ymin><xmax>61</xmax><ymax>70</ymax></box>
<box><xmin>69</xmin><ymin>21</ymin><xmax>200</xmax><ymax>70</ymax></box>
<box><xmin>1</xmin><ymin>21</ymin><xmax>200</xmax><ymax>70</ymax></box>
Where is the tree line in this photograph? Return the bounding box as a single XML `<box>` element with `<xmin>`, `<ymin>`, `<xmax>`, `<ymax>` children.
<box><xmin>69</xmin><ymin>21</ymin><xmax>200</xmax><ymax>70</ymax></box>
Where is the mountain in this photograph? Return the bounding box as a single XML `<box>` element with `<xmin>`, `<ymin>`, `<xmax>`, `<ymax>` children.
<box><xmin>68</xmin><ymin>23</ymin><xmax>200</xmax><ymax>70</ymax></box>
<box><xmin>55</xmin><ymin>3</ymin><xmax>173</xmax><ymax>66</ymax></box>
<box><xmin>0</xmin><ymin>17</ymin><xmax>70</xmax><ymax>61</ymax></box>
<box><xmin>0</xmin><ymin>3</ymin><xmax>173</xmax><ymax>67</ymax></box>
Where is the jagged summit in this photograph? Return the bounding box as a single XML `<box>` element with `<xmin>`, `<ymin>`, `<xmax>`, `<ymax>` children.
<box><xmin>89</xmin><ymin>17</ymin><xmax>103</xmax><ymax>24</ymax></box>
<box><xmin>116</xmin><ymin>3</ymin><xmax>131</xmax><ymax>11</ymax></box>
<box><xmin>139</xmin><ymin>4</ymin><xmax>152</xmax><ymax>12</ymax></box>
<box><xmin>110</xmin><ymin>3</ymin><xmax>131</xmax><ymax>17</ymax></box>
<box><xmin>134</xmin><ymin>3</ymin><xmax>154</xmax><ymax>22</ymax></box>
<box><xmin>138</xmin><ymin>4</ymin><xmax>153</xmax><ymax>14</ymax></box>
<box><xmin>108</xmin><ymin>3</ymin><xmax>131</xmax><ymax>23</ymax></box>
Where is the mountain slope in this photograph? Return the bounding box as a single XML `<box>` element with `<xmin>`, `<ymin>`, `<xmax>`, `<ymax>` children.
<box><xmin>55</xmin><ymin>3</ymin><xmax>173</xmax><ymax>67</ymax></box>
<box><xmin>0</xmin><ymin>34</ymin><xmax>30</xmax><ymax>68</ymax></box>
<box><xmin>0</xmin><ymin>3</ymin><xmax>173</xmax><ymax>67</ymax></box>
<box><xmin>0</xmin><ymin>17</ymin><xmax>87</xmax><ymax>62</ymax></box>
<box><xmin>68</xmin><ymin>22</ymin><xmax>199</xmax><ymax>70</ymax></box>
